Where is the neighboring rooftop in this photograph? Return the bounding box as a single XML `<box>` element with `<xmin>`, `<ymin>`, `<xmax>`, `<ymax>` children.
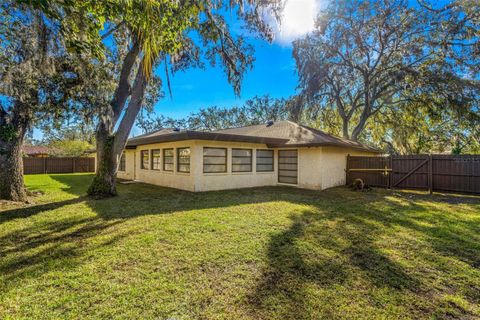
<box><xmin>126</xmin><ymin>120</ymin><xmax>380</xmax><ymax>152</ymax></box>
<box><xmin>22</xmin><ymin>145</ymin><xmax>53</xmax><ymax>156</ymax></box>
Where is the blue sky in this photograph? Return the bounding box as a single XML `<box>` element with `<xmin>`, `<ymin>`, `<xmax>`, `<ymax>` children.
<box><xmin>130</xmin><ymin>0</ymin><xmax>321</xmax><ymax>136</ymax></box>
<box><xmin>151</xmin><ymin>39</ymin><xmax>298</xmax><ymax>118</ymax></box>
<box><xmin>151</xmin><ymin>0</ymin><xmax>321</xmax><ymax>120</ymax></box>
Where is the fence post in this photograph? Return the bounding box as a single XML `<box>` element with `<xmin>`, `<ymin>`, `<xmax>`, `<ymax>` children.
<box><xmin>390</xmin><ymin>155</ymin><xmax>393</xmax><ymax>188</ymax></box>
<box><xmin>428</xmin><ymin>154</ymin><xmax>433</xmax><ymax>194</ymax></box>
<box><xmin>346</xmin><ymin>154</ymin><xmax>350</xmax><ymax>185</ymax></box>
<box><xmin>388</xmin><ymin>155</ymin><xmax>392</xmax><ymax>189</ymax></box>
<box><xmin>43</xmin><ymin>157</ymin><xmax>47</xmax><ymax>174</ymax></box>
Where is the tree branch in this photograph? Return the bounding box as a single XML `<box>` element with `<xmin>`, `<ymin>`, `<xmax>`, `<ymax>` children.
<box><xmin>113</xmin><ymin>61</ymin><xmax>147</xmax><ymax>156</ymax></box>
<box><xmin>204</xmin><ymin>8</ymin><xmax>241</xmax><ymax>76</ymax></box>
<box><xmin>101</xmin><ymin>21</ymin><xmax>125</xmax><ymax>40</ymax></box>
<box><xmin>112</xmin><ymin>39</ymin><xmax>141</xmax><ymax>125</ymax></box>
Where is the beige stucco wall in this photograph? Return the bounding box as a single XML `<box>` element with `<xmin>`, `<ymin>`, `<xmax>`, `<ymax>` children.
<box><xmin>296</xmin><ymin>147</ymin><xmax>323</xmax><ymax>190</ymax></box>
<box><xmin>116</xmin><ymin>140</ymin><xmax>277</xmax><ymax>192</ymax></box>
<box><xmin>117</xmin><ymin>149</ymin><xmax>136</xmax><ymax>181</ymax></box>
<box><xmin>289</xmin><ymin>146</ymin><xmax>377</xmax><ymax>191</ymax></box>
<box><xmin>132</xmin><ymin>141</ymin><xmax>197</xmax><ymax>192</ymax></box>
<box><xmin>97</xmin><ymin>139</ymin><xmax>378</xmax><ymax>192</ymax></box>
<box><xmin>319</xmin><ymin>147</ymin><xmax>377</xmax><ymax>190</ymax></box>
<box><xmin>192</xmin><ymin>140</ymin><xmax>277</xmax><ymax>192</ymax></box>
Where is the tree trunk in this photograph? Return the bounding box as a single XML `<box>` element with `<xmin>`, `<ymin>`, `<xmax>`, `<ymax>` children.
<box><xmin>87</xmin><ymin>59</ymin><xmax>147</xmax><ymax>199</ymax></box>
<box><xmin>351</xmin><ymin>90</ymin><xmax>371</xmax><ymax>141</ymax></box>
<box><xmin>334</xmin><ymin>95</ymin><xmax>351</xmax><ymax>139</ymax></box>
<box><xmin>342</xmin><ymin>118</ymin><xmax>349</xmax><ymax>139</ymax></box>
<box><xmin>351</xmin><ymin>116</ymin><xmax>368</xmax><ymax>141</ymax></box>
<box><xmin>0</xmin><ymin>110</ymin><xmax>29</xmax><ymax>202</ymax></box>
<box><xmin>86</xmin><ymin>124</ymin><xmax>119</xmax><ymax>198</ymax></box>
<box><xmin>0</xmin><ymin>139</ymin><xmax>27</xmax><ymax>202</ymax></box>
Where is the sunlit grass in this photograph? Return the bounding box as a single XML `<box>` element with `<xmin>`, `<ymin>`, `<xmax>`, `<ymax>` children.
<box><xmin>0</xmin><ymin>174</ymin><xmax>479</xmax><ymax>319</ymax></box>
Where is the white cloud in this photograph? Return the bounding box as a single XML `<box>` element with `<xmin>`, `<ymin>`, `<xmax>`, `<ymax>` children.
<box><xmin>272</xmin><ymin>0</ymin><xmax>321</xmax><ymax>44</ymax></box>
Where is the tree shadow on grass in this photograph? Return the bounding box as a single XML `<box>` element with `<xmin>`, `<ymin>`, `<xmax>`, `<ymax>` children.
<box><xmin>0</xmin><ymin>214</ymin><xmax>127</xmax><ymax>285</ymax></box>
<box><xmin>1</xmin><ymin>178</ymin><xmax>357</xmax><ymax>224</ymax></box>
<box><xmin>50</xmin><ymin>174</ymin><xmax>318</xmax><ymax>220</ymax></box>
<box><xmin>0</xmin><ymin>197</ymin><xmax>86</xmax><ymax>224</ymax></box>
<box><xmin>0</xmin><ymin>174</ymin><xmax>94</xmax><ymax>223</ymax></box>
<box><xmin>376</xmin><ymin>193</ymin><xmax>480</xmax><ymax>269</ymax></box>
<box><xmin>2</xmin><ymin>174</ymin><xmax>479</xmax><ymax>317</ymax></box>
<box><xmin>249</xmin><ymin>189</ymin><xmax>479</xmax><ymax>318</ymax></box>
<box><xmin>248</xmin><ymin>206</ymin><xmax>422</xmax><ymax>319</ymax></box>
<box><xmin>1</xmin><ymin>175</ymin><xmax>309</xmax><ymax>295</ymax></box>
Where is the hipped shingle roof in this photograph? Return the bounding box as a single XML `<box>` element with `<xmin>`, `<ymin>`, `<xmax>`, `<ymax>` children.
<box><xmin>126</xmin><ymin>121</ymin><xmax>380</xmax><ymax>153</ymax></box>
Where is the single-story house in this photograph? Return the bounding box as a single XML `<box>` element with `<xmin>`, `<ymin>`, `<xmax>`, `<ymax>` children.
<box><xmin>107</xmin><ymin>121</ymin><xmax>380</xmax><ymax>192</ymax></box>
<box><xmin>22</xmin><ymin>145</ymin><xmax>55</xmax><ymax>157</ymax></box>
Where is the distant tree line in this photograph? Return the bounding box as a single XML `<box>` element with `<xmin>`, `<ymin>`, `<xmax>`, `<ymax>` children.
<box><xmin>136</xmin><ymin>95</ymin><xmax>290</xmax><ymax>132</ymax></box>
<box><xmin>138</xmin><ymin>90</ymin><xmax>479</xmax><ymax>155</ymax></box>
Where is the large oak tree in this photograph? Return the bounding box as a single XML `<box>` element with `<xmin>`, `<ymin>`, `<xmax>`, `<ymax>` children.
<box><xmin>0</xmin><ymin>2</ymin><xmax>112</xmax><ymax>201</ymax></box>
<box><xmin>293</xmin><ymin>0</ymin><xmax>479</xmax><ymax>141</ymax></box>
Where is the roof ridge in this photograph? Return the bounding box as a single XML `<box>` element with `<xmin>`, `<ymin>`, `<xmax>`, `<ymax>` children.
<box><xmin>213</xmin><ymin>120</ymin><xmax>288</xmax><ymax>132</ymax></box>
<box><xmin>300</xmin><ymin>124</ymin><xmax>351</xmax><ymax>141</ymax></box>
<box><xmin>285</xmin><ymin>120</ymin><xmax>300</xmax><ymax>126</ymax></box>
<box><xmin>130</xmin><ymin>128</ymin><xmax>174</xmax><ymax>140</ymax></box>
<box><xmin>297</xmin><ymin>124</ymin><xmax>379</xmax><ymax>150</ymax></box>
<box><xmin>299</xmin><ymin>124</ymin><xmax>341</xmax><ymax>137</ymax></box>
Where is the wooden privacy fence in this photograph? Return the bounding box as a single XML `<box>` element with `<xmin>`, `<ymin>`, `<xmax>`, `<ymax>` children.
<box><xmin>346</xmin><ymin>154</ymin><xmax>480</xmax><ymax>195</ymax></box>
<box><xmin>23</xmin><ymin>157</ymin><xmax>95</xmax><ymax>174</ymax></box>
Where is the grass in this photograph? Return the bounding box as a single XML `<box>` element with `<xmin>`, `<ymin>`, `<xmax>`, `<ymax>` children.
<box><xmin>0</xmin><ymin>174</ymin><xmax>479</xmax><ymax>319</ymax></box>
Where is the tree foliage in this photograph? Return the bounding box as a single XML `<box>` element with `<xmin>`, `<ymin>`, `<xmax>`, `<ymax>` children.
<box><xmin>138</xmin><ymin>90</ymin><xmax>479</xmax><ymax>155</ymax></box>
<box><xmin>48</xmin><ymin>140</ymin><xmax>94</xmax><ymax>157</ymax></box>
<box><xmin>83</xmin><ymin>0</ymin><xmax>282</xmax><ymax>197</ymax></box>
<box><xmin>40</xmin><ymin>121</ymin><xmax>96</xmax><ymax>145</ymax></box>
<box><xmin>369</xmin><ymin>100</ymin><xmax>479</xmax><ymax>154</ymax></box>
<box><xmin>293</xmin><ymin>0</ymin><xmax>479</xmax><ymax>143</ymax></box>
<box><xmin>137</xmin><ymin>95</ymin><xmax>289</xmax><ymax>133</ymax></box>
<box><xmin>0</xmin><ymin>1</ymin><xmax>112</xmax><ymax>201</ymax></box>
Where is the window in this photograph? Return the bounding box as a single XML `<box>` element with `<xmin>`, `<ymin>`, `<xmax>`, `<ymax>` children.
<box><xmin>119</xmin><ymin>152</ymin><xmax>126</xmax><ymax>171</ymax></box>
<box><xmin>163</xmin><ymin>148</ymin><xmax>174</xmax><ymax>171</ymax></box>
<box><xmin>232</xmin><ymin>148</ymin><xmax>252</xmax><ymax>172</ymax></box>
<box><xmin>203</xmin><ymin>147</ymin><xmax>227</xmax><ymax>173</ymax></box>
<box><xmin>151</xmin><ymin>149</ymin><xmax>161</xmax><ymax>170</ymax></box>
<box><xmin>278</xmin><ymin>150</ymin><xmax>298</xmax><ymax>184</ymax></box>
<box><xmin>177</xmin><ymin>148</ymin><xmax>191</xmax><ymax>173</ymax></box>
<box><xmin>256</xmin><ymin>149</ymin><xmax>274</xmax><ymax>172</ymax></box>
<box><xmin>141</xmin><ymin>150</ymin><xmax>149</xmax><ymax>169</ymax></box>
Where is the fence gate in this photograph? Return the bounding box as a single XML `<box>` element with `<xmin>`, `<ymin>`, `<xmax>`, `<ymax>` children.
<box><xmin>391</xmin><ymin>155</ymin><xmax>430</xmax><ymax>190</ymax></box>
<box><xmin>346</xmin><ymin>154</ymin><xmax>480</xmax><ymax>195</ymax></box>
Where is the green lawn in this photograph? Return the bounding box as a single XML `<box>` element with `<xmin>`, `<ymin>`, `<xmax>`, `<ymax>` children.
<box><xmin>1</xmin><ymin>174</ymin><xmax>479</xmax><ymax>319</ymax></box>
